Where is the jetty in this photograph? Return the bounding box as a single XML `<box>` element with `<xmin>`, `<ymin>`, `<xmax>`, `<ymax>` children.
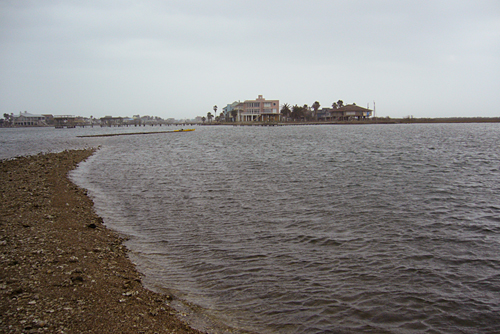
<box><xmin>77</xmin><ymin>129</ymin><xmax>195</xmax><ymax>138</ymax></box>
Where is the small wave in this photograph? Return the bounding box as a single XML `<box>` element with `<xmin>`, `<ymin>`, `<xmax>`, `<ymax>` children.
<box><xmin>70</xmin><ymin>124</ymin><xmax>500</xmax><ymax>334</ymax></box>
<box><xmin>285</xmin><ymin>234</ymin><xmax>343</xmax><ymax>247</ymax></box>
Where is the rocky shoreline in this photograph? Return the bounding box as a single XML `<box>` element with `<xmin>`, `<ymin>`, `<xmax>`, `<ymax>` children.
<box><xmin>0</xmin><ymin>149</ymin><xmax>204</xmax><ymax>333</ymax></box>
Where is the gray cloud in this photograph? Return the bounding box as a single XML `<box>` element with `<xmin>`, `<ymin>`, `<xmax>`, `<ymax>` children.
<box><xmin>1</xmin><ymin>0</ymin><xmax>499</xmax><ymax>119</ymax></box>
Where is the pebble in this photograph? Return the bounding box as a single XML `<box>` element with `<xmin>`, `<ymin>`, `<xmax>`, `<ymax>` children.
<box><xmin>1</xmin><ymin>149</ymin><xmax>202</xmax><ymax>334</ymax></box>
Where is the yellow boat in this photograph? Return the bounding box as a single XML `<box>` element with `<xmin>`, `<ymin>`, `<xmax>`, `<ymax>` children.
<box><xmin>173</xmin><ymin>129</ymin><xmax>195</xmax><ymax>132</ymax></box>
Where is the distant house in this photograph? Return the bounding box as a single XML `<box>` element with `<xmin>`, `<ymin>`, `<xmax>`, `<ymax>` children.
<box><xmin>42</xmin><ymin>114</ymin><xmax>55</xmax><ymax>125</ymax></box>
<box><xmin>100</xmin><ymin>116</ymin><xmax>124</xmax><ymax>127</ymax></box>
<box><xmin>318</xmin><ymin>104</ymin><xmax>372</xmax><ymax>121</ymax></box>
<box><xmin>236</xmin><ymin>95</ymin><xmax>280</xmax><ymax>122</ymax></box>
<box><xmin>222</xmin><ymin>101</ymin><xmax>241</xmax><ymax>121</ymax></box>
<box><xmin>13</xmin><ymin>111</ymin><xmax>48</xmax><ymax>126</ymax></box>
<box><xmin>53</xmin><ymin>115</ymin><xmax>77</xmax><ymax>128</ymax></box>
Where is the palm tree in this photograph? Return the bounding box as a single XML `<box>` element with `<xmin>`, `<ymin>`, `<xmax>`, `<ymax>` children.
<box><xmin>337</xmin><ymin>100</ymin><xmax>344</xmax><ymax>108</ymax></box>
<box><xmin>291</xmin><ymin>104</ymin><xmax>305</xmax><ymax>121</ymax></box>
<box><xmin>3</xmin><ymin>113</ymin><xmax>12</xmax><ymax>126</ymax></box>
<box><xmin>332</xmin><ymin>102</ymin><xmax>338</xmax><ymax>109</ymax></box>
<box><xmin>303</xmin><ymin>104</ymin><xmax>314</xmax><ymax>121</ymax></box>
<box><xmin>213</xmin><ymin>105</ymin><xmax>218</xmax><ymax>119</ymax></box>
<box><xmin>280</xmin><ymin>103</ymin><xmax>291</xmax><ymax>121</ymax></box>
<box><xmin>231</xmin><ymin>109</ymin><xmax>238</xmax><ymax>122</ymax></box>
<box><xmin>312</xmin><ymin>101</ymin><xmax>320</xmax><ymax>121</ymax></box>
<box><xmin>207</xmin><ymin>112</ymin><xmax>213</xmax><ymax>123</ymax></box>
<box><xmin>201</xmin><ymin>116</ymin><xmax>206</xmax><ymax>124</ymax></box>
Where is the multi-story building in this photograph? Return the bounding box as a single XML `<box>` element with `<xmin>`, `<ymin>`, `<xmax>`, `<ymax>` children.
<box><xmin>13</xmin><ymin>111</ymin><xmax>48</xmax><ymax>126</ymax></box>
<box><xmin>222</xmin><ymin>101</ymin><xmax>241</xmax><ymax>121</ymax></box>
<box><xmin>237</xmin><ymin>95</ymin><xmax>280</xmax><ymax>122</ymax></box>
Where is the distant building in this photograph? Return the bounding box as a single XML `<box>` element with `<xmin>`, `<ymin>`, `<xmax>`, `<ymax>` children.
<box><xmin>100</xmin><ymin>116</ymin><xmax>124</xmax><ymax>127</ymax></box>
<box><xmin>13</xmin><ymin>111</ymin><xmax>48</xmax><ymax>126</ymax></box>
<box><xmin>53</xmin><ymin>115</ymin><xmax>77</xmax><ymax>128</ymax></box>
<box><xmin>235</xmin><ymin>95</ymin><xmax>280</xmax><ymax>122</ymax></box>
<box><xmin>222</xmin><ymin>101</ymin><xmax>241</xmax><ymax>121</ymax></box>
<box><xmin>318</xmin><ymin>104</ymin><xmax>372</xmax><ymax>121</ymax></box>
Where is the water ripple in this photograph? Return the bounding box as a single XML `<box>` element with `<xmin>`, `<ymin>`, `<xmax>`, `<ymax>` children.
<box><xmin>71</xmin><ymin>123</ymin><xmax>500</xmax><ymax>333</ymax></box>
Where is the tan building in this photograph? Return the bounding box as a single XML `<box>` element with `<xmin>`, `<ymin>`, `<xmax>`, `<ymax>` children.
<box><xmin>238</xmin><ymin>95</ymin><xmax>280</xmax><ymax>122</ymax></box>
<box><xmin>319</xmin><ymin>104</ymin><xmax>372</xmax><ymax>121</ymax></box>
<box><xmin>13</xmin><ymin>111</ymin><xmax>48</xmax><ymax>126</ymax></box>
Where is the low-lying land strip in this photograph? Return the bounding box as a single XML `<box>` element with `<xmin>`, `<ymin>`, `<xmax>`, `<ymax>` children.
<box><xmin>0</xmin><ymin>149</ymin><xmax>202</xmax><ymax>333</ymax></box>
<box><xmin>203</xmin><ymin>117</ymin><xmax>500</xmax><ymax>126</ymax></box>
<box><xmin>77</xmin><ymin>129</ymin><xmax>195</xmax><ymax>137</ymax></box>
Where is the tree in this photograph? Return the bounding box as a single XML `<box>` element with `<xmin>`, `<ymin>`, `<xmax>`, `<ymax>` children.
<box><xmin>231</xmin><ymin>109</ymin><xmax>238</xmax><ymax>122</ymax></box>
<box><xmin>280</xmin><ymin>103</ymin><xmax>291</xmax><ymax>121</ymax></box>
<box><xmin>291</xmin><ymin>104</ymin><xmax>305</xmax><ymax>121</ymax></box>
<box><xmin>303</xmin><ymin>104</ymin><xmax>314</xmax><ymax>121</ymax></box>
<box><xmin>201</xmin><ymin>116</ymin><xmax>206</xmax><ymax>124</ymax></box>
<box><xmin>3</xmin><ymin>113</ymin><xmax>11</xmax><ymax>126</ymax></box>
<box><xmin>312</xmin><ymin>101</ymin><xmax>320</xmax><ymax>121</ymax></box>
<box><xmin>337</xmin><ymin>100</ymin><xmax>344</xmax><ymax>108</ymax></box>
<box><xmin>207</xmin><ymin>112</ymin><xmax>213</xmax><ymax>123</ymax></box>
<box><xmin>213</xmin><ymin>105</ymin><xmax>218</xmax><ymax>119</ymax></box>
<box><xmin>332</xmin><ymin>102</ymin><xmax>338</xmax><ymax>109</ymax></box>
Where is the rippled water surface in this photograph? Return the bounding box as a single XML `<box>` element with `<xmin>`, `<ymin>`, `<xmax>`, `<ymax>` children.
<box><xmin>5</xmin><ymin>124</ymin><xmax>500</xmax><ymax>333</ymax></box>
<box><xmin>0</xmin><ymin>125</ymin><xmax>182</xmax><ymax>160</ymax></box>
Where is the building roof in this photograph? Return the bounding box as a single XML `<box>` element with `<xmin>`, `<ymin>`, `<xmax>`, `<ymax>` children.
<box><xmin>243</xmin><ymin>95</ymin><xmax>278</xmax><ymax>103</ymax></box>
<box><xmin>16</xmin><ymin>112</ymin><xmax>46</xmax><ymax>118</ymax></box>
<box><xmin>336</xmin><ymin>104</ymin><xmax>372</xmax><ymax>112</ymax></box>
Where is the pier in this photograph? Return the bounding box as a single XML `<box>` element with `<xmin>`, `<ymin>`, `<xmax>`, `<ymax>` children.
<box><xmin>53</xmin><ymin>115</ymin><xmax>77</xmax><ymax>128</ymax></box>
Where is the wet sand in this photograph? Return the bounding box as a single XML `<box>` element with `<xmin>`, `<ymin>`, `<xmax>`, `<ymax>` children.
<box><xmin>0</xmin><ymin>149</ymin><xmax>204</xmax><ymax>333</ymax></box>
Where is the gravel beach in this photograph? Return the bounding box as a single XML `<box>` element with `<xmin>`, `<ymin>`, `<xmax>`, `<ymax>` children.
<box><xmin>0</xmin><ymin>149</ymin><xmax>203</xmax><ymax>333</ymax></box>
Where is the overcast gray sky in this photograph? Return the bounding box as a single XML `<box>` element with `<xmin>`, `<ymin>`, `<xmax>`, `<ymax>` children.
<box><xmin>1</xmin><ymin>0</ymin><xmax>499</xmax><ymax>119</ymax></box>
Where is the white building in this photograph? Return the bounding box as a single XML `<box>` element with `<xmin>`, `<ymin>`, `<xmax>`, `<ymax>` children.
<box><xmin>14</xmin><ymin>112</ymin><xmax>48</xmax><ymax>126</ymax></box>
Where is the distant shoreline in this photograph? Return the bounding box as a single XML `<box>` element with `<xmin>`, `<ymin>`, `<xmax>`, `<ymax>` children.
<box><xmin>1</xmin><ymin>117</ymin><xmax>499</xmax><ymax>129</ymax></box>
<box><xmin>206</xmin><ymin>117</ymin><xmax>500</xmax><ymax>126</ymax></box>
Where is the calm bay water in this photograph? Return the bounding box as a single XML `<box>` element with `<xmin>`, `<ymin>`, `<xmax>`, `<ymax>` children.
<box><xmin>3</xmin><ymin>124</ymin><xmax>500</xmax><ymax>333</ymax></box>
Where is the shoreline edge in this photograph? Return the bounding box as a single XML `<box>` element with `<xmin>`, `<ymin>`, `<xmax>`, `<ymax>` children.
<box><xmin>1</xmin><ymin>149</ymin><xmax>205</xmax><ymax>333</ymax></box>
